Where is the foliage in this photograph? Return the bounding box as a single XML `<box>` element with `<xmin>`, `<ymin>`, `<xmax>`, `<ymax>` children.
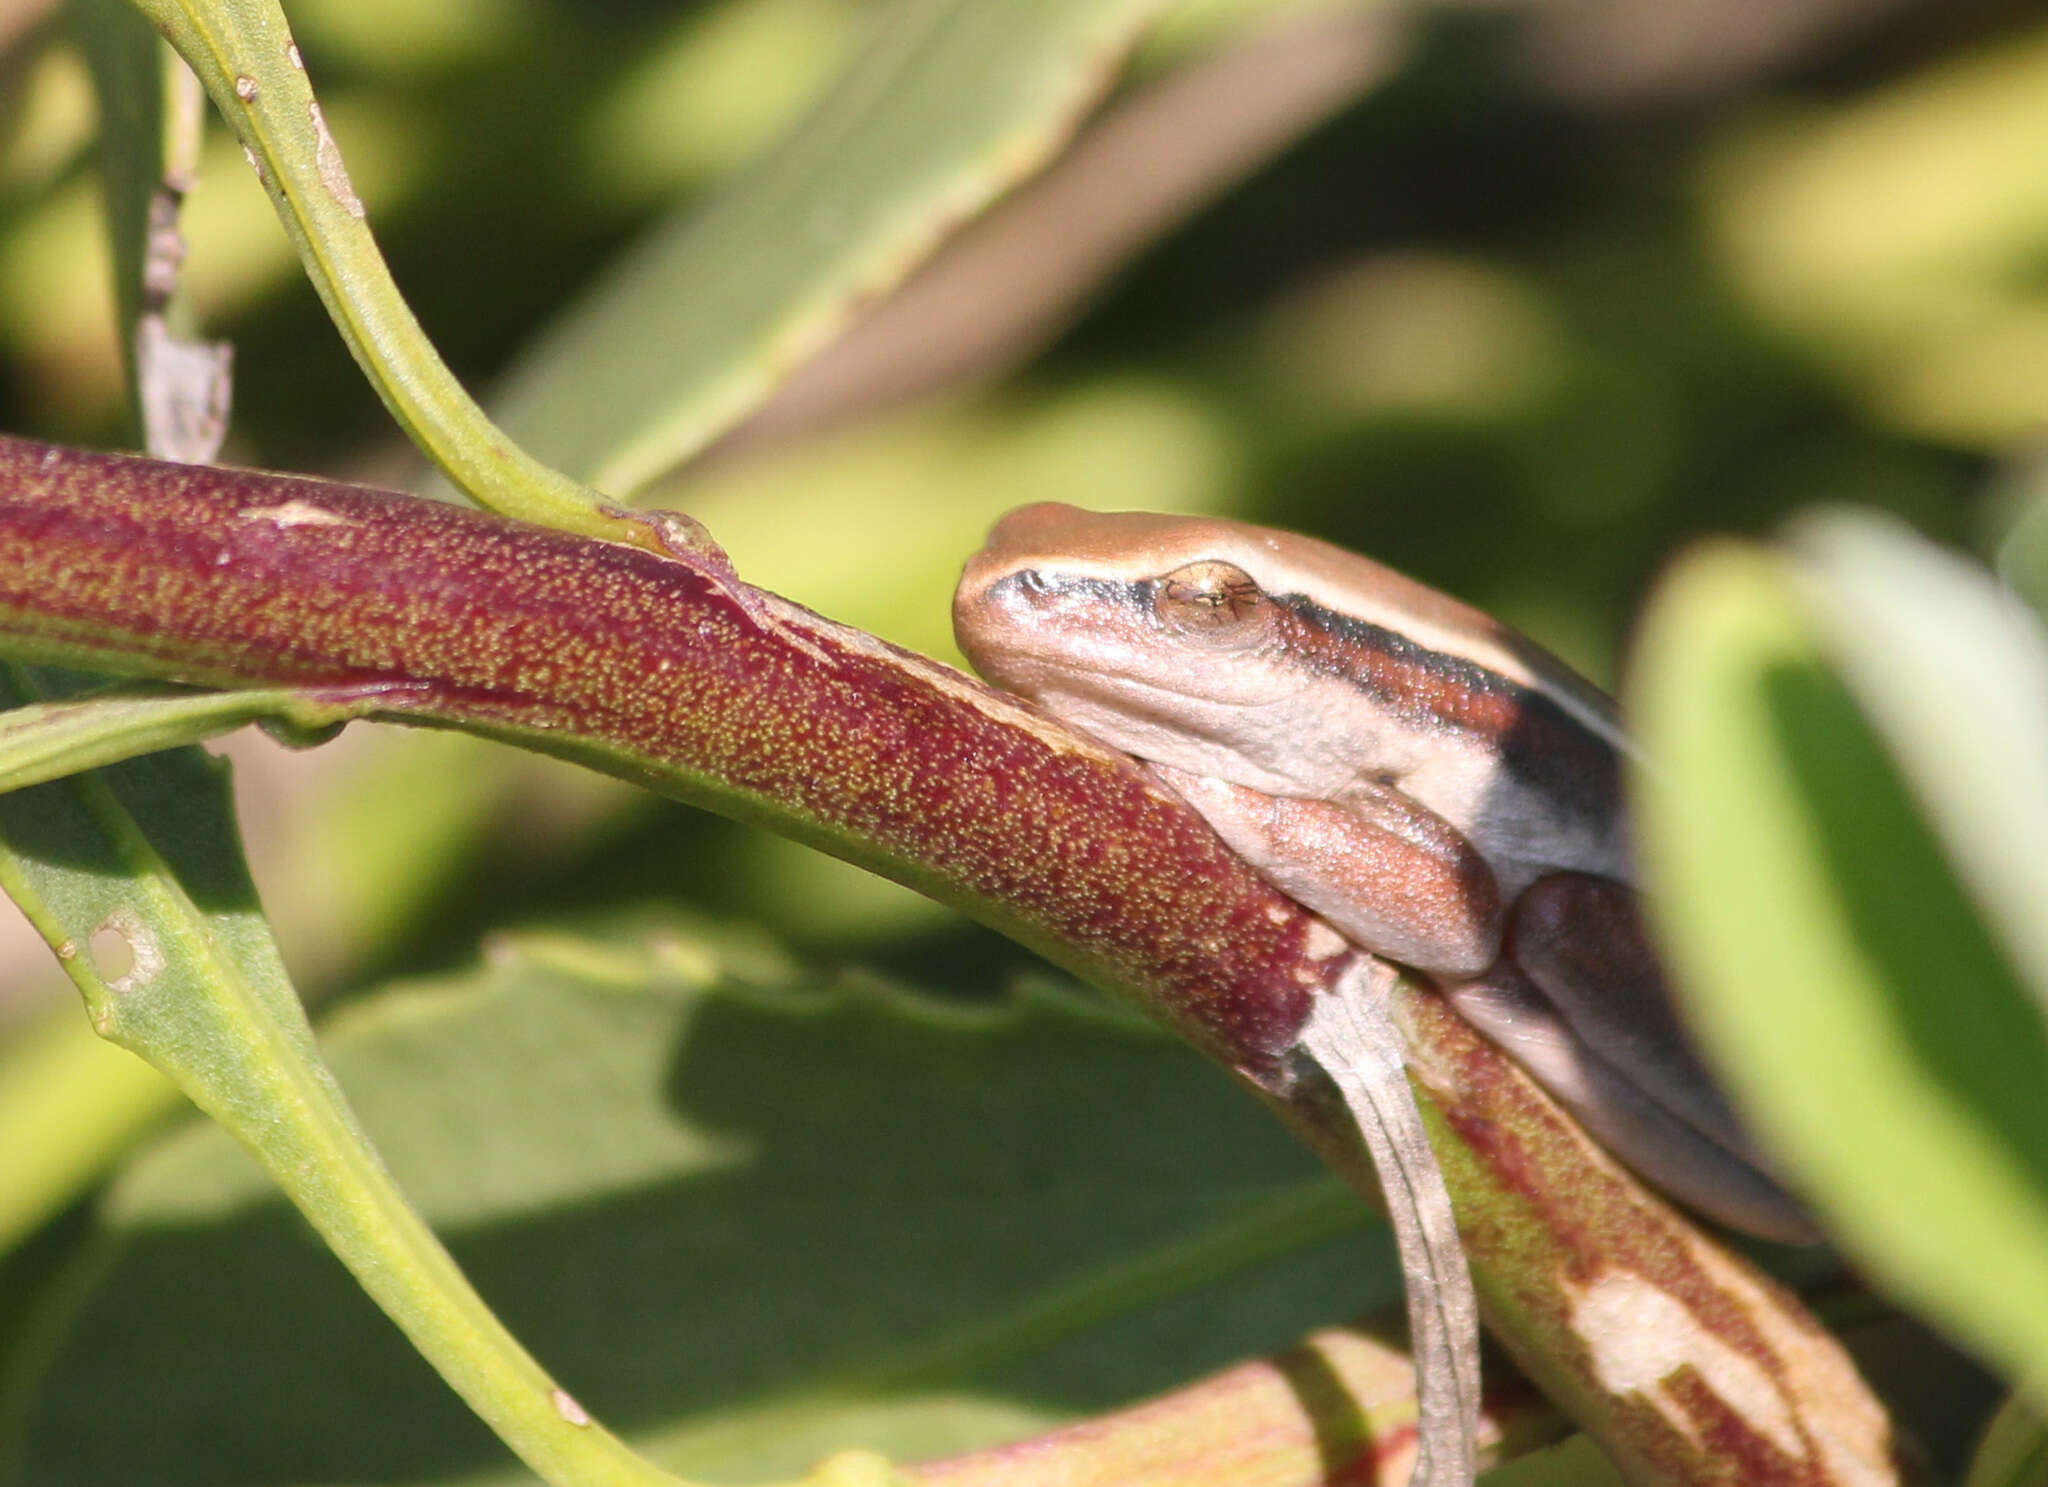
<box><xmin>1</xmin><ymin>0</ymin><xmax>2046</xmax><ymax>1483</ymax></box>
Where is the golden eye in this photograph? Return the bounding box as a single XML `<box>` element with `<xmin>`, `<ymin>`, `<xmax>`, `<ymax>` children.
<box><xmin>1153</xmin><ymin>561</ymin><xmax>1265</xmax><ymax>629</ymax></box>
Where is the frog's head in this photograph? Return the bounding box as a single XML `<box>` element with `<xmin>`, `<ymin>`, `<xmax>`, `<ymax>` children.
<box><xmin>958</xmin><ymin>504</ymin><xmax>1401</xmax><ymax>792</ymax></box>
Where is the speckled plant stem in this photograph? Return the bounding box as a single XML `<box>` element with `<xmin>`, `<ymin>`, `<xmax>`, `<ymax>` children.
<box><xmin>0</xmin><ymin>437</ymin><xmax>1903</xmax><ymax>1487</ymax></box>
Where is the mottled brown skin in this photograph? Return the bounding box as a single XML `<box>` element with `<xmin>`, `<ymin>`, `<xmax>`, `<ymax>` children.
<box><xmin>0</xmin><ymin>438</ymin><xmax>1899</xmax><ymax>1487</ymax></box>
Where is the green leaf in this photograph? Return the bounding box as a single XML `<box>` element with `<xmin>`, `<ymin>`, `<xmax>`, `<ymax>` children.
<box><xmin>5</xmin><ymin>917</ymin><xmax>1374</xmax><ymax>1486</ymax></box>
<box><xmin>1630</xmin><ymin>541</ymin><xmax>2048</xmax><ymax>1390</ymax></box>
<box><xmin>1967</xmin><ymin>1387</ymin><xmax>2048</xmax><ymax>1487</ymax></box>
<box><xmin>0</xmin><ymin>668</ymin><xmax>695</xmax><ymax>1487</ymax></box>
<box><xmin>1786</xmin><ymin>509</ymin><xmax>2048</xmax><ymax>1016</ymax></box>
<box><xmin>470</xmin><ymin>0</ymin><xmax>1176</xmax><ymax>498</ymax></box>
<box><xmin>0</xmin><ymin>674</ymin><xmax>398</xmax><ymax>1252</ymax></box>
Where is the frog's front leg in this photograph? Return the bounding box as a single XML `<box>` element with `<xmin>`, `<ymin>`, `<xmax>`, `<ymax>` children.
<box><xmin>1150</xmin><ymin>764</ymin><xmax>1503</xmax><ymax>976</ymax></box>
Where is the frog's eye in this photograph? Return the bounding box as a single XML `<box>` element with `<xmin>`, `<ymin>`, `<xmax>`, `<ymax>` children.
<box><xmin>1153</xmin><ymin>561</ymin><xmax>1266</xmax><ymax>630</ymax></box>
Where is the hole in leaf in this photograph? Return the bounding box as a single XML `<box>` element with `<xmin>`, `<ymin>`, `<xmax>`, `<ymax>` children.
<box><xmin>89</xmin><ymin>911</ymin><xmax>164</xmax><ymax>993</ymax></box>
<box><xmin>89</xmin><ymin>925</ymin><xmax>135</xmax><ymax>984</ymax></box>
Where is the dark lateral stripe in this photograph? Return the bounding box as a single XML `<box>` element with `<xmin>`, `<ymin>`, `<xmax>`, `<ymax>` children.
<box><xmin>1277</xmin><ymin>594</ymin><xmax>1622</xmax><ymax>818</ymax></box>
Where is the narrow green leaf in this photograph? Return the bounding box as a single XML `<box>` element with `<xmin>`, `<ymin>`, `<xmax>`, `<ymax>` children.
<box><xmin>1787</xmin><ymin>509</ymin><xmax>2048</xmax><ymax>1017</ymax></box>
<box><xmin>1631</xmin><ymin>542</ymin><xmax>2048</xmax><ymax>1389</ymax></box>
<box><xmin>471</xmin><ymin>0</ymin><xmax>1175</xmax><ymax>497</ymax></box>
<box><xmin>0</xmin><ymin>666</ymin><xmax>696</xmax><ymax>1487</ymax></box>
<box><xmin>7</xmin><ymin>917</ymin><xmax>1374</xmax><ymax>1486</ymax></box>
<box><xmin>0</xmin><ymin>676</ymin><xmax>404</xmax><ymax>1255</ymax></box>
<box><xmin>0</xmin><ymin>684</ymin><xmax>383</xmax><ymax>796</ymax></box>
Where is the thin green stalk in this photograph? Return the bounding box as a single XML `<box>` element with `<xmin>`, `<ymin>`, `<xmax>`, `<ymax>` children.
<box><xmin>122</xmin><ymin>0</ymin><xmax>721</xmax><ymax>563</ymax></box>
<box><xmin>0</xmin><ymin>684</ymin><xmax>386</xmax><ymax>794</ymax></box>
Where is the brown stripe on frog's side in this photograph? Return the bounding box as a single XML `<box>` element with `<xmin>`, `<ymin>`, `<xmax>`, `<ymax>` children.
<box><xmin>1270</xmin><ymin>593</ymin><xmax>1625</xmax><ymax>825</ymax></box>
